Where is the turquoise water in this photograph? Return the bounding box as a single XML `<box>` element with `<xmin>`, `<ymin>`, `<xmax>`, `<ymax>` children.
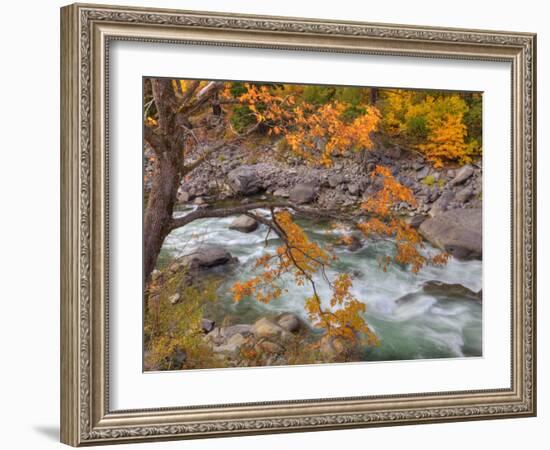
<box><xmin>161</xmin><ymin>207</ymin><xmax>482</xmax><ymax>361</ymax></box>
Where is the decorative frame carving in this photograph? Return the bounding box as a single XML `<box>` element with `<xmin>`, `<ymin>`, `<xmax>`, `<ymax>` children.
<box><xmin>60</xmin><ymin>3</ymin><xmax>536</xmax><ymax>446</ymax></box>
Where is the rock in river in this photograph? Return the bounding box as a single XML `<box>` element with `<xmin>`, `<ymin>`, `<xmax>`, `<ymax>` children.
<box><xmin>422</xmin><ymin>280</ymin><xmax>482</xmax><ymax>302</ymax></box>
<box><xmin>183</xmin><ymin>245</ymin><xmax>236</xmax><ymax>269</ymax></box>
<box><xmin>419</xmin><ymin>208</ymin><xmax>482</xmax><ymax>260</ymax></box>
<box><xmin>229</xmin><ymin>215</ymin><xmax>258</xmax><ymax>233</ymax></box>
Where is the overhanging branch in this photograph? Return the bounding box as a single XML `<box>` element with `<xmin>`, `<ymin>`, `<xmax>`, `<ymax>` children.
<box><xmin>169</xmin><ymin>200</ymin><xmax>356</xmax><ymax>233</ymax></box>
<box><xmin>168</xmin><ymin>201</ymin><xmax>294</xmax><ymax>232</ymax></box>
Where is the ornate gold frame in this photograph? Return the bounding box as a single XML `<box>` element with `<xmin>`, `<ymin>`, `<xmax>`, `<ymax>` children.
<box><xmin>60</xmin><ymin>3</ymin><xmax>536</xmax><ymax>446</ymax></box>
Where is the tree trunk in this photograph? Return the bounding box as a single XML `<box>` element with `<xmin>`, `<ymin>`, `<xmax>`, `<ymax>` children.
<box><xmin>370</xmin><ymin>87</ymin><xmax>378</xmax><ymax>105</ymax></box>
<box><xmin>143</xmin><ymin>150</ymin><xmax>181</xmax><ymax>284</ymax></box>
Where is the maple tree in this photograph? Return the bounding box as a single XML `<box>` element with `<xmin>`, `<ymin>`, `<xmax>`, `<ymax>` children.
<box><xmin>357</xmin><ymin>166</ymin><xmax>449</xmax><ymax>273</ymax></box>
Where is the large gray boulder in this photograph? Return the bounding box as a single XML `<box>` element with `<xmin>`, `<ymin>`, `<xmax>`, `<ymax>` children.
<box><xmin>184</xmin><ymin>245</ymin><xmax>235</xmax><ymax>269</ymax></box>
<box><xmin>276</xmin><ymin>313</ymin><xmax>302</xmax><ymax>333</ymax></box>
<box><xmin>289</xmin><ymin>183</ymin><xmax>318</xmax><ymax>204</ymax></box>
<box><xmin>422</xmin><ymin>281</ymin><xmax>482</xmax><ymax>302</ymax></box>
<box><xmin>227</xmin><ymin>166</ymin><xmax>263</xmax><ymax>195</ymax></box>
<box><xmin>204</xmin><ymin>324</ymin><xmax>253</xmax><ymax>346</ymax></box>
<box><xmin>419</xmin><ymin>208</ymin><xmax>482</xmax><ymax>260</ymax></box>
<box><xmin>252</xmin><ymin>317</ymin><xmax>294</xmax><ymax>345</ymax></box>
<box><xmin>328</xmin><ymin>173</ymin><xmax>345</xmax><ymax>188</ymax></box>
<box><xmin>449</xmin><ymin>164</ymin><xmax>474</xmax><ymax>186</ymax></box>
<box><xmin>229</xmin><ymin>215</ymin><xmax>258</xmax><ymax>233</ymax></box>
<box><xmin>201</xmin><ymin>318</ymin><xmax>216</xmax><ymax>333</ymax></box>
<box><xmin>347</xmin><ymin>183</ymin><xmax>361</xmax><ymax>196</ymax></box>
<box><xmin>455</xmin><ymin>185</ymin><xmax>474</xmax><ymax>204</ymax></box>
<box><xmin>429</xmin><ymin>190</ymin><xmax>454</xmax><ymax>217</ymax></box>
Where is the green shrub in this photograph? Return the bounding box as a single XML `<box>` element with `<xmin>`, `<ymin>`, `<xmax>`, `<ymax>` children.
<box><xmin>406</xmin><ymin>115</ymin><xmax>428</xmax><ymax>140</ymax></box>
<box><xmin>144</xmin><ymin>266</ymin><xmax>221</xmax><ymax>371</ymax></box>
<box><xmin>303</xmin><ymin>85</ymin><xmax>335</xmax><ymax>104</ymax></box>
<box><xmin>421</xmin><ymin>175</ymin><xmax>436</xmax><ymax>187</ymax></box>
<box><xmin>230</xmin><ymin>105</ymin><xmax>256</xmax><ymax>133</ymax></box>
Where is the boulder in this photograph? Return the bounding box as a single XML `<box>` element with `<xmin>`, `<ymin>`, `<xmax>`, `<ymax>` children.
<box><xmin>201</xmin><ymin>318</ymin><xmax>216</xmax><ymax>333</ymax></box>
<box><xmin>429</xmin><ymin>190</ymin><xmax>455</xmax><ymax>217</ymax></box>
<box><xmin>422</xmin><ymin>280</ymin><xmax>482</xmax><ymax>302</ymax></box>
<box><xmin>168</xmin><ymin>293</ymin><xmax>181</xmax><ymax>305</ymax></box>
<box><xmin>328</xmin><ymin>174</ymin><xmax>345</xmax><ymax>188</ymax></box>
<box><xmin>416</xmin><ymin>166</ymin><xmax>430</xmax><ymax>180</ymax></box>
<box><xmin>204</xmin><ymin>324</ymin><xmax>253</xmax><ymax>346</ymax></box>
<box><xmin>347</xmin><ymin>183</ymin><xmax>361</xmax><ymax>196</ymax></box>
<box><xmin>419</xmin><ymin>208</ymin><xmax>482</xmax><ymax>260</ymax></box>
<box><xmin>449</xmin><ymin>164</ymin><xmax>474</xmax><ymax>186</ymax></box>
<box><xmin>386</xmin><ymin>146</ymin><xmax>402</xmax><ymax>160</ymax></box>
<box><xmin>276</xmin><ymin>313</ymin><xmax>302</xmax><ymax>333</ymax></box>
<box><xmin>406</xmin><ymin>214</ymin><xmax>428</xmax><ymax>229</ymax></box>
<box><xmin>455</xmin><ymin>185</ymin><xmax>474</xmax><ymax>204</ymax></box>
<box><xmin>227</xmin><ymin>166</ymin><xmax>263</xmax><ymax>195</ymax></box>
<box><xmin>319</xmin><ymin>335</ymin><xmax>348</xmax><ymax>361</ymax></box>
<box><xmin>252</xmin><ymin>317</ymin><xmax>294</xmax><ymax>345</ymax></box>
<box><xmin>289</xmin><ymin>183</ymin><xmax>318</xmax><ymax>204</ymax></box>
<box><xmin>184</xmin><ymin>246</ymin><xmax>235</xmax><ymax>269</ymax></box>
<box><xmin>193</xmin><ymin>196</ymin><xmax>206</xmax><ymax>205</ymax></box>
<box><xmin>319</xmin><ymin>190</ymin><xmax>348</xmax><ymax>210</ymax></box>
<box><xmin>229</xmin><ymin>215</ymin><xmax>258</xmax><ymax>233</ymax></box>
<box><xmin>177</xmin><ymin>190</ymin><xmax>190</xmax><ymax>203</ymax></box>
<box><xmin>272</xmin><ymin>188</ymin><xmax>289</xmax><ymax>198</ymax></box>
<box><xmin>212</xmin><ymin>333</ymin><xmax>246</xmax><ymax>354</ymax></box>
<box><xmin>335</xmin><ymin>234</ymin><xmax>362</xmax><ymax>252</ymax></box>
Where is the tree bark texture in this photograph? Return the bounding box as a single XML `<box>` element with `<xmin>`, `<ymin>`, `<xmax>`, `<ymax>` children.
<box><xmin>143</xmin><ymin>79</ymin><xmax>182</xmax><ymax>283</ymax></box>
<box><xmin>143</xmin><ymin>150</ymin><xmax>180</xmax><ymax>283</ymax></box>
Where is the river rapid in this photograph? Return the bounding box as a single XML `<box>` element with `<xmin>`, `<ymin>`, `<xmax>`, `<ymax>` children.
<box><xmin>160</xmin><ymin>206</ymin><xmax>482</xmax><ymax>362</ymax></box>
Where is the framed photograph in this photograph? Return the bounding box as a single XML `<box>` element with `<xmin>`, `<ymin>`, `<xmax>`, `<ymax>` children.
<box><xmin>60</xmin><ymin>3</ymin><xmax>536</xmax><ymax>446</ymax></box>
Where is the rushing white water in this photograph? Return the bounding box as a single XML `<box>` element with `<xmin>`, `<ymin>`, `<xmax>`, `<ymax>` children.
<box><xmin>161</xmin><ymin>206</ymin><xmax>482</xmax><ymax>361</ymax></box>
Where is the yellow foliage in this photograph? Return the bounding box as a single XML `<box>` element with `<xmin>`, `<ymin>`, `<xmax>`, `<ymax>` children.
<box><xmin>144</xmin><ymin>267</ymin><xmax>220</xmax><ymax>370</ymax></box>
<box><xmin>381</xmin><ymin>90</ymin><xmax>416</xmax><ymax>136</ymax></box>
<box><xmin>418</xmin><ymin>113</ymin><xmax>477</xmax><ymax>168</ymax></box>
<box><xmin>231</xmin><ymin>211</ymin><xmax>377</xmax><ymax>349</ymax></box>
<box><xmin>380</xmin><ymin>91</ymin><xmax>481</xmax><ymax>166</ymax></box>
<box><xmin>362</xmin><ymin>165</ymin><xmax>417</xmax><ymax>217</ymax></box>
<box><xmin>231</xmin><ymin>210</ymin><xmax>330</xmax><ymax>304</ymax></box>
<box><xmin>285</xmin><ymin>102</ymin><xmax>381</xmax><ymax>167</ymax></box>
<box><xmin>305</xmin><ymin>274</ymin><xmax>379</xmax><ymax>347</ymax></box>
<box><xmin>233</xmin><ymin>84</ymin><xmax>380</xmax><ymax>168</ymax></box>
<box><xmin>358</xmin><ymin>165</ymin><xmax>449</xmax><ymax>273</ymax></box>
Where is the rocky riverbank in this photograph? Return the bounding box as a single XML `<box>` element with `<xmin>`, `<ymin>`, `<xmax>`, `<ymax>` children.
<box><xmin>166</xmin><ymin>141</ymin><xmax>483</xmax><ymax>260</ymax></box>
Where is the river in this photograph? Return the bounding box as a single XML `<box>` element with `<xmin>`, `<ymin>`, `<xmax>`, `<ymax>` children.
<box><xmin>160</xmin><ymin>206</ymin><xmax>482</xmax><ymax>362</ymax></box>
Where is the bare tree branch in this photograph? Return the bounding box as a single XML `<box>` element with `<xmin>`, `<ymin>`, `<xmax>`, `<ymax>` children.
<box><xmin>168</xmin><ymin>201</ymin><xmax>294</xmax><ymax>232</ymax></box>
<box><xmin>178</xmin><ymin>81</ymin><xmax>225</xmax><ymax>118</ymax></box>
<box><xmin>180</xmin><ymin>80</ymin><xmax>200</xmax><ymax>105</ymax></box>
<box><xmin>196</xmin><ymin>81</ymin><xmax>224</xmax><ymax>100</ymax></box>
<box><xmin>181</xmin><ymin>141</ymin><xmax>227</xmax><ymax>176</ymax></box>
<box><xmin>182</xmin><ymin>121</ymin><xmax>261</xmax><ymax>175</ymax></box>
